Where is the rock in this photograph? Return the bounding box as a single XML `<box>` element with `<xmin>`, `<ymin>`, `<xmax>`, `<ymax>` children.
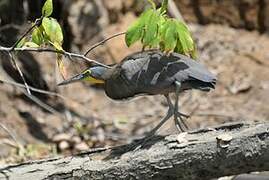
<box><xmin>177</xmin><ymin>132</ymin><xmax>188</xmax><ymax>144</ymax></box>
<box><xmin>260</xmin><ymin>81</ymin><xmax>269</xmax><ymax>90</ymax></box>
<box><xmin>229</xmin><ymin>74</ymin><xmax>252</xmax><ymax>94</ymax></box>
<box><xmin>71</xmin><ymin>136</ymin><xmax>82</xmax><ymax>144</ymax></box>
<box><xmin>74</xmin><ymin>142</ymin><xmax>89</xmax><ymax>151</ymax></box>
<box><xmin>52</xmin><ymin>133</ymin><xmax>71</xmax><ymax>142</ymax></box>
<box><xmin>96</xmin><ymin>128</ymin><xmax>105</xmax><ymax>143</ymax></box>
<box><xmin>122</xmin><ymin>0</ymin><xmax>135</xmax><ymax>10</ymax></box>
<box><xmin>0</xmin><ymin>142</ymin><xmax>13</xmax><ymax>158</ymax></box>
<box><xmin>217</xmin><ymin>134</ymin><xmax>233</xmax><ymax>148</ymax></box>
<box><xmin>104</xmin><ymin>0</ymin><xmax>123</xmax><ymax>11</ymax></box>
<box><xmin>58</xmin><ymin>141</ymin><xmax>70</xmax><ymax>151</ymax></box>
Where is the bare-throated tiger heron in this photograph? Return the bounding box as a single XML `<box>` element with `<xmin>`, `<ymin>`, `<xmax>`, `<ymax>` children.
<box><xmin>59</xmin><ymin>50</ymin><xmax>216</xmax><ymax>136</ymax></box>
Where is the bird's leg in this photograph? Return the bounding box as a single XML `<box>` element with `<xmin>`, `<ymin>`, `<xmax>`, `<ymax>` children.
<box><xmin>144</xmin><ymin>94</ymin><xmax>174</xmax><ymax>137</ymax></box>
<box><xmin>167</xmin><ymin>96</ymin><xmax>187</xmax><ymax>131</ymax></box>
<box><xmin>176</xmin><ymin>112</ymin><xmax>189</xmax><ymax>130</ymax></box>
<box><xmin>130</xmin><ymin>95</ymin><xmax>174</xmax><ymax>150</ymax></box>
<box><xmin>174</xmin><ymin>81</ymin><xmax>189</xmax><ymax>132</ymax></box>
<box><xmin>174</xmin><ymin>82</ymin><xmax>185</xmax><ymax>132</ymax></box>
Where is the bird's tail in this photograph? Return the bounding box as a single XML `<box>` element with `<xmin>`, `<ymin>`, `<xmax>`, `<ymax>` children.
<box><xmin>190</xmin><ymin>79</ymin><xmax>216</xmax><ymax>91</ymax></box>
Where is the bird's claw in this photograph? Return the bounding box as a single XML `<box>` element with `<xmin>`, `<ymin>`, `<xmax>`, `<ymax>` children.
<box><xmin>174</xmin><ymin>111</ymin><xmax>189</xmax><ymax>132</ymax></box>
<box><xmin>177</xmin><ymin>112</ymin><xmax>190</xmax><ymax>119</ymax></box>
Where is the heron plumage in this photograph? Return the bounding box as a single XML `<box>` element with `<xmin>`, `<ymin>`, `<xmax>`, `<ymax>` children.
<box><xmin>103</xmin><ymin>50</ymin><xmax>216</xmax><ymax>100</ymax></box>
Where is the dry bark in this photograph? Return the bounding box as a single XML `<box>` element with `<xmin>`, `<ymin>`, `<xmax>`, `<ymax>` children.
<box><xmin>0</xmin><ymin>121</ymin><xmax>268</xmax><ymax>180</ymax></box>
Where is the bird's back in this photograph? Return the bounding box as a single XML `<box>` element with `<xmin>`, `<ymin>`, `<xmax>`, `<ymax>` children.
<box><xmin>104</xmin><ymin>50</ymin><xmax>216</xmax><ymax>100</ymax></box>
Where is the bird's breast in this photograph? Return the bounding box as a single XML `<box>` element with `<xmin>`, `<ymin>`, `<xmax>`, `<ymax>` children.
<box><xmin>103</xmin><ymin>65</ymin><xmax>175</xmax><ymax>100</ymax></box>
<box><xmin>104</xmin><ymin>68</ymin><xmax>137</xmax><ymax>100</ymax></box>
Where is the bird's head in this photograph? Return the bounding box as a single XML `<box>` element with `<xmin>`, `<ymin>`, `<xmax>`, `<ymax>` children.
<box><xmin>58</xmin><ymin>66</ymin><xmax>107</xmax><ymax>86</ymax></box>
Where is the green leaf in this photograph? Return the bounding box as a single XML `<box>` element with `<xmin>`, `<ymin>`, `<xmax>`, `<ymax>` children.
<box><xmin>160</xmin><ymin>0</ymin><xmax>168</xmax><ymax>14</ymax></box>
<box><xmin>162</xmin><ymin>19</ymin><xmax>196</xmax><ymax>57</ymax></box>
<box><xmin>142</xmin><ymin>9</ymin><xmax>159</xmax><ymax>47</ymax></box>
<box><xmin>16</xmin><ymin>37</ymin><xmax>26</xmax><ymax>48</ymax></box>
<box><xmin>174</xmin><ymin>21</ymin><xmax>196</xmax><ymax>56</ymax></box>
<box><xmin>42</xmin><ymin>0</ymin><xmax>53</xmax><ymax>17</ymax></box>
<box><xmin>57</xmin><ymin>54</ymin><xmax>66</xmax><ymax>79</ymax></box>
<box><xmin>160</xmin><ymin>20</ymin><xmax>177</xmax><ymax>51</ymax></box>
<box><xmin>125</xmin><ymin>9</ymin><xmax>152</xmax><ymax>47</ymax></box>
<box><xmin>147</xmin><ymin>0</ymin><xmax>156</xmax><ymax>9</ymax></box>
<box><xmin>32</xmin><ymin>27</ymin><xmax>44</xmax><ymax>45</ymax></box>
<box><xmin>125</xmin><ymin>0</ymin><xmax>197</xmax><ymax>58</ymax></box>
<box><xmin>42</xmin><ymin>17</ymin><xmax>63</xmax><ymax>45</ymax></box>
<box><xmin>23</xmin><ymin>42</ymin><xmax>39</xmax><ymax>48</ymax></box>
<box><xmin>125</xmin><ymin>20</ymin><xmax>143</xmax><ymax>47</ymax></box>
<box><xmin>175</xmin><ymin>39</ymin><xmax>183</xmax><ymax>53</ymax></box>
<box><xmin>51</xmin><ymin>41</ymin><xmax>63</xmax><ymax>51</ymax></box>
<box><xmin>190</xmin><ymin>46</ymin><xmax>197</xmax><ymax>59</ymax></box>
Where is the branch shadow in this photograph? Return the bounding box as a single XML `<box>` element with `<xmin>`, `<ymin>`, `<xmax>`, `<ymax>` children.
<box><xmin>103</xmin><ymin>135</ymin><xmax>165</xmax><ymax>160</ymax></box>
<box><xmin>19</xmin><ymin>111</ymin><xmax>50</xmax><ymax>143</ymax></box>
<box><xmin>1</xmin><ymin>52</ymin><xmax>49</xmax><ymax>101</ymax></box>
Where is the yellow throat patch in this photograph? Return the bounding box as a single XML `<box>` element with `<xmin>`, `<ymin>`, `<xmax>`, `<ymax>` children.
<box><xmin>84</xmin><ymin>76</ymin><xmax>105</xmax><ymax>84</ymax></box>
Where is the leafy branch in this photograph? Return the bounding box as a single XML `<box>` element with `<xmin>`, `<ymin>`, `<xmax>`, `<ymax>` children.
<box><xmin>125</xmin><ymin>0</ymin><xmax>196</xmax><ymax>58</ymax></box>
<box><xmin>0</xmin><ymin>0</ymin><xmax>113</xmax><ymax>95</ymax></box>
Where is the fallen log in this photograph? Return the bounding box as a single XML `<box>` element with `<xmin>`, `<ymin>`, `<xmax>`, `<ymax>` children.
<box><xmin>0</xmin><ymin>122</ymin><xmax>268</xmax><ymax>180</ymax></box>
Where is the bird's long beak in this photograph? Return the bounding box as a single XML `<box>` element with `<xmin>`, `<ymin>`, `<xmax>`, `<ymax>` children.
<box><xmin>57</xmin><ymin>73</ymin><xmax>85</xmax><ymax>86</ymax></box>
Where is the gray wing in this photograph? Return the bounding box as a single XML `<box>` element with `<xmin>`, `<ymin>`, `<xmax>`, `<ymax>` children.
<box><xmin>169</xmin><ymin>52</ymin><xmax>217</xmax><ymax>83</ymax></box>
<box><xmin>121</xmin><ymin>51</ymin><xmax>216</xmax><ymax>85</ymax></box>
<box><xmin>120</xmin><ymin>51</ymin><xmax>174</xmax><ymax>88</ymax></box>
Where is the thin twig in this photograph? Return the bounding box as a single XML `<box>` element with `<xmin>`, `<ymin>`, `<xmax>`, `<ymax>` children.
<box><xmin>0</xmin><ymin>79</ymin><xmax>65</xmax><ymax>99</ymax></box>
<box><xmin>1</xmin><ymin>79</ymin><xmax>74</xmax><ymax>122</ymax></box>
<box><xmin>0</xmin><ymin>46</ymin><xmax>111</xmax><ymax>69</ymax></box>
<box><xmin>168</xmin><ymin>0</ymin><xmax>185</xmax><ymax>22</ymax></box>
<box><xmin>84</xmin><ymin>31</ymin><xmax>126</xmax><ymax>56</ymax></box>
<box><xmin>10</xmin><ymin>18</ymin><xmax>41</xmax><ymax>51</ymax></box>
<box><xmin>21</xmin><ymin>89</ymin><xmax>61</xmax><ymax>115</ymax></box>
<box><xmin>1</xmin><ymin>19</ymin><xmax>42</xmax><ymax>94</ymax></box>
<box><xmin>8</xmin><ymin>52</ymin><xmax>31</xmax><ymax>95</ymax></box>
<box><xmin>0</xmin><ymin>123</ymin><xmax>22</xmax><ymax>148</ymax></box>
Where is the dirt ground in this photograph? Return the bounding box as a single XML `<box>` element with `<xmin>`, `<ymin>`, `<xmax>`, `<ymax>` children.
<box><xmin>0</xmin><ymin>2</ymin><xmax>269</xmax><ymax>165</ymax></box>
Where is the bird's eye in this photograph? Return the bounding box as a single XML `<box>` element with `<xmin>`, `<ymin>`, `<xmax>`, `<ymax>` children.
<box><xmin>83</xmin><ymin>70</ymin><xmax>91</xmax><ymax>76</ymax></box>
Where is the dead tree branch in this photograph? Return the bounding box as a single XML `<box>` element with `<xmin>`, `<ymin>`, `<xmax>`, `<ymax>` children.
<box><xmin>84</xmin><ymin>31</ymin><xmax>126</xmax><ymax>56</ymax></box>
<box><xmin>0</xmin><ymin>46</ymin><xmax>111</xmax><ymax>68</ymax></box>
<box><xmin>0</xmin><ymin>78</ymin><xmax>65</xmax><ymax>99</ymax></box>
<box><xmin>0</xmin><ymin>122</ymin><xmax>268</xmax><ymax>180</ymax></box>
<box><xmin>10</xmin><ymin>18</ymin><xmax>41</xmax><ymax>51</ymax></box>
<box><xmin>1</xmin><ymin>19</ymin><xmax>43</xmax><ymax>95</ymax></box>
<box><xmin>7</xmin><ymin>52</ymin><xmax>31</xmax><ymax>94</ymax></box>
<box><xmin>168</xmin><ymin>0</ymin><xmax>185</xmax><ymax>22</ymax></box>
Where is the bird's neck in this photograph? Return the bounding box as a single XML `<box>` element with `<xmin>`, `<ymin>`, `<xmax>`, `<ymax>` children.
<box><xmin>95</xmin><ymin>66</ymin><xmax>114</xmax><ymax>81</ymax></box>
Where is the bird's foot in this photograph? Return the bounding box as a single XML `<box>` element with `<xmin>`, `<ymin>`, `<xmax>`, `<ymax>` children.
<box><xmin>177</xmin><ymin>112</ymin><xmax>190</xmax><ymax>119</ymax></box>
<box><xmin>129</xmin><ymin>107</ymin><xmax>174</xmax><ymax>151</ymax></box>
<box><xmin>174</xmin><ymin>111</ymin><xmax>189</xmax><ymax>133</ymax></box>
